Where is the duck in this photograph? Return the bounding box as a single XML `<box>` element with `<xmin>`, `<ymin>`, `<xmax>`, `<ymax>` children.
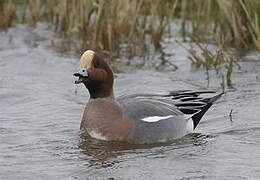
<box><xmin>73</xmin><ymin>50</ymin><xmax>223</xmax><ymax>144</ymax></box>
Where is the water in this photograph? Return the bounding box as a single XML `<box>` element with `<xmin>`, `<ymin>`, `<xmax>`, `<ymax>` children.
<box><xmin>1</xmin><ymin>23</ymin><xmax>260</xmax><ymax>180</ymax></box>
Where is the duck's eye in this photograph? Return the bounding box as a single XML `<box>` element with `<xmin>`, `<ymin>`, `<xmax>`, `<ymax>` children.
<box><xmin>82</xmin><ymin>69</ymin><xmax>85</xmax><ymax>72</ymax></box>
<box><xmin>94</xmin><ymin>63</ymin><xmax>99</xmax><ymax>68</ymax></box>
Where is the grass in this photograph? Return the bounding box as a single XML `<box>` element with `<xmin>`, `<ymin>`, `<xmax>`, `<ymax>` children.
<box><xmin>0</xmin><ymin>0</ymin><xmax>16</xmax><ymax>28</ymax></box>
<box><xmin>177</xmin><ymin>0</ymin><xmax>260</xmax><ymax>51</ymax></box>
<box><xmin>176</xmin><ymin>38</ymin><xmax>237</xmax><ymax>88</ymax></box>
<box><xmin>1</xmin><ymin>0</ymin><xmax>260</xmax><ymax>85</ymax></box>
<box><xmin>21</xmin><ymin>0</ymin><xmax>178</xmax><ymax>57</ymax></box>
<box><xmin>2</xmin><ymin>0</ymin><xmax>260</xmax><ymax>53</ymax></box>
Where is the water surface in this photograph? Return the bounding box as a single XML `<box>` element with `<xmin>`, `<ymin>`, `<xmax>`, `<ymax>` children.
<box><xmin>1</xmin><ymin>23</ymin><xmax>260</xmax><ymax>180</ymax></box>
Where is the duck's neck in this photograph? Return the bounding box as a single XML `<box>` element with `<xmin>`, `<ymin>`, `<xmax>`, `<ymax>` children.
<box><xmin>86</xmin><ymin>83</ymin><xmax>115</xmax><ymax>99</ymax></box>
<box><xmin>89</xmin><ymin>91</ymin><xmax>115</xmax><ymax>104</ymax></box>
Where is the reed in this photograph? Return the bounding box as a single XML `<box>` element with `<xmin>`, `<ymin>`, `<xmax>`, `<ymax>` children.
<box><xmin>178</xmin><ymin>0</ymin><xmax>260</xmax><ymax>51</ymax></box>
<box><xmin>24</xmin><ymin>0</ymin><xmax>177</xmax><ymax>57</ymax></box>
<box><xmin>0</xmin><ymin>0</ymin><xmax>16</xmax><ymax>28</ymax></box>
<box><xmin>177</xmin><ymin>38</ymin><xmax>237</xmax><ymax>88</ymax></box>
<box><xmin>3</xmin><ymin>0</ymin><xmax>260</xmax><ymax>55</ymax></box>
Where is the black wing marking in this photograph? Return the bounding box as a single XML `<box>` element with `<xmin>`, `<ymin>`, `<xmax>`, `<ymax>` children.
<box><xmin>170</xmin><ymin>90</ymin><xmax>224</xmax><ymax>129</ymax></box>
<box><xmin>117</xmin><ymin>90</ymin><xmax>223</xmax><ymax>129</ymax></box>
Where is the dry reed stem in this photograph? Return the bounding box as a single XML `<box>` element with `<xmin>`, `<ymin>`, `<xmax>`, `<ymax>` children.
<box><xmin>11</xmin><ymin>0</ymin><xmax>260</xmax><ymax>55</ymax></box>
<box><xmin>24</xmin><ymin>0</ymin><xmax>177</xmax><ymax>56</ymax></box>
<box><xmin>0</xmin><ymin>0</ymin><xmax>16</xmax><ymax>28</ymax></box>
<box><xmin>27</xmin><ymin>0</ymin><xmax>41</xmax><ymax>27</ymax></box>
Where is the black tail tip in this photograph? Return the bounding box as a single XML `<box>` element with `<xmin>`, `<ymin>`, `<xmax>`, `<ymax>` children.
<box><xmin>209</xmin><ymin>91</ymin><xmax>224</xmax><ymax>103</ymax></box>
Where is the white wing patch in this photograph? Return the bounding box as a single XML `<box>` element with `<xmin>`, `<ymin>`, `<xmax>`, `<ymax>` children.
<box><xmin>141</xmin><ymin>115</ymin><xmax>173</xmax><ymax>122</ymax></box>
<box><xmin>186</xmin><ymin>119</ymin><xmax>194</xmax><ymax>133</ymax></box>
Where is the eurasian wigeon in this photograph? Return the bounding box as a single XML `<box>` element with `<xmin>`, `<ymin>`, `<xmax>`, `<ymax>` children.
<box><xmin>73</xmin><ymin>50</ymin><xmax>223</xmax><ymax>144</ymax></box>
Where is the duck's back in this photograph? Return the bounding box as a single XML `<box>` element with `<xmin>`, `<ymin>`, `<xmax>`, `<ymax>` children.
<box><xmin>117</xmin><ymin>95</ymin><xmax>189</xmax><ymax>143</ymax></box>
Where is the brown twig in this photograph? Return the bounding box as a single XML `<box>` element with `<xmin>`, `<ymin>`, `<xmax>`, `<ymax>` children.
<box><xmin>229</xmin><ymin>109</ymin><xmax>233</xmax><ymax>122</ymax></box>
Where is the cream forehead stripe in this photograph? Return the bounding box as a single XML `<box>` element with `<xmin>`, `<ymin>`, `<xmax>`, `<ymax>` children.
<box><xmin>80</xmin><ymin>50</ymin><xmax>95</xmax><ymax>68</ymax></box>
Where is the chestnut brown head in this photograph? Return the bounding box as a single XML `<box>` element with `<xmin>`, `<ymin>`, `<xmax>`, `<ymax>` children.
<box><xmin>74</xmin><ymin>50</ymin><xmax>114</xmax><ymax>99</ymax></box>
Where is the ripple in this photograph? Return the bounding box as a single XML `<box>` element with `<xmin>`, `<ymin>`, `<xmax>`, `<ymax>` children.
<box><xmin>1</xmin><ymin>23</ymin><xmax>260</xmax><ymax>180</ymax></box>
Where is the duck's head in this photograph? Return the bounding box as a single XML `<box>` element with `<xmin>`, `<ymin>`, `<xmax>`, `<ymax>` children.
<box><xmin>73</xmin><ymin>50</ymin><xmax>114</xmax><ymax>99</ymax></box>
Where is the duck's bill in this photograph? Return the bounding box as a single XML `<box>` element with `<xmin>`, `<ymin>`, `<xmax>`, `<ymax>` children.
<box><xmin>74</xmin><ymin>77</ymin><xmax>84</xmax><ymax>84</ymax></box>
<box><xmin>73</xmin><ymin>72</ymin><xmax>88</xmax><ymax>84</ymax></box>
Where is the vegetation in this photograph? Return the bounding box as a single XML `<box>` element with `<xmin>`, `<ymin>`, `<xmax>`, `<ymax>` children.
<box><xmin>0</xmin><ymin>0</ymin><xmax>260</xmax><ymax>86</ymax></box>
<box><xmin>1</xmin><ymin>0</ymin><xmax>259</xmax><ymax>53</ymax></box>
<box><xmin>0</xmin><ymin>0</ymin><xmax>16</xmax><ymax>28</ymax></box>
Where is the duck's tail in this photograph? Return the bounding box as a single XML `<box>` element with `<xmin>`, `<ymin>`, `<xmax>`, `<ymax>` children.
<box><xmin>169</xmin><ymin>90</ymin><xmax>224</xmax><ymax>129</ymax></box>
